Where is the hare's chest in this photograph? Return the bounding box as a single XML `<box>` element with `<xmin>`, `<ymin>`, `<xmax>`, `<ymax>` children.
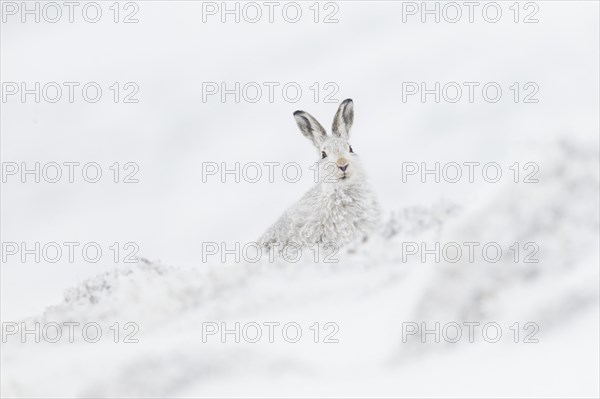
<box><xmin>322</xmin><ymin>189</ymin><xmax>359</xmax><ymax>220</ymax></box>
<box><xmin>318</xmin><ymin>187</ymin><xmax>373</xmax><ymax>238</ymax></box>
<box><xmin>289</xmin><ymin>184</ymin><xmax>377</xmax><ymax>247</ymax></box>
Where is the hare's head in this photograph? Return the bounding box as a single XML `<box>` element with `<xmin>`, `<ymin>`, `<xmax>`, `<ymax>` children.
<box><xmin>293</xmin><ymin>99</ymin><xmax>364</xmax><ymax>184</ymax></box>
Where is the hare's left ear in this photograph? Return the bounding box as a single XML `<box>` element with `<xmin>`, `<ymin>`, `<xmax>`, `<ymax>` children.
<box><xmin>332</xmin><ymin>98</ymin><xmax>354</xmax><ymax>139</ymax></box>
<box><xmin>294</xmin><ymin>110</ymin><xmax>327</xmax><ymax>148</ymax></box>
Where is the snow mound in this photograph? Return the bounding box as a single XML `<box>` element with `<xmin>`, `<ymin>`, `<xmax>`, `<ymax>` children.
<box><xmin>2</xmin><ymin>139</ymin><xmax>598</xmax><ymax>398</ymax></box>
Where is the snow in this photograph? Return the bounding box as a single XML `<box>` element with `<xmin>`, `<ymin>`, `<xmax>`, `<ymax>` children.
<box><xmin>2</xmin><ymin>139</ymin><xmax>598</xmax><ymax>397</ymax></box>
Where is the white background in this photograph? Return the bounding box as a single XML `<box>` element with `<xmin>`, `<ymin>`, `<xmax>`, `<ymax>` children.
<box><xmin>1</xmin><ymin>1</ymin><xmax>599</xmax><ymax>397</ymax></box>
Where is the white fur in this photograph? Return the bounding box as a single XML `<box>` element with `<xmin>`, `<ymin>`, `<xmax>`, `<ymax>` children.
<box><xmin>259</xmin><ymin>99</ymin><xmax>380</xmax><ymax>251</ymax></box>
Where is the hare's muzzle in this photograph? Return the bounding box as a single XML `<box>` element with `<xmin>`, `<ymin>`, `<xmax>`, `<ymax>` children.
<box><xmin>336</xmin><ymin>157</ymin><xmax>349</xmax><ymax>172</ymax></box>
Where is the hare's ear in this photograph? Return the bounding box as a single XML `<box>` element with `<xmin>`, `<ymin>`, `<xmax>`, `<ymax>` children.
<box><xmin>293</xmin><ymin>111</ymin><xmax>327</xmax><ymax>148</ymax></box>
<box><xmin>332</xmin><ymin>98</ymin><xmax>354</xmax><ymax>139</ymax></box>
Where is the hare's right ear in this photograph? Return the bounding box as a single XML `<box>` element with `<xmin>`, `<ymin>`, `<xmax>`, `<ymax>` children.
<box><xmin>294</xmin><ymin>111</ymin><xmax>327</xmax><ymax>148</ymax></box>
<box><xmin>332</xmin><ymin>98</ymin><xmax>354</xmax><ymax>139</ymax></box>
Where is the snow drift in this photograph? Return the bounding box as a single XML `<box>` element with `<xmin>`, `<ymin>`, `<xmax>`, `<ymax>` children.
<box><xmin>1</xmin><ymin>139</ymin><xmax>598</xmax><ymax>398</ymax></box>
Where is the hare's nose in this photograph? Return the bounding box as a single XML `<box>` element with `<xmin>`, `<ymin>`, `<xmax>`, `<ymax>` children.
<box><xmin>336</xmin><ymin>157</ymin><xmax>349</xmax><ymax>172</ymax></box>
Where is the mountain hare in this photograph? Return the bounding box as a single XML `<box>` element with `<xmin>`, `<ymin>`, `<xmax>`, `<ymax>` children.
<box><xmin>259</xmin><ymin>99</ymin><xmax>380</xmax><ymax>252</ymax></box>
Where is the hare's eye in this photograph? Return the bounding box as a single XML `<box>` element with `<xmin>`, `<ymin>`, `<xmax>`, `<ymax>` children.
<box><xmin>321</xmin><ymin>151</ymin><xmax>327</xmax><ymax>159</ymax></box>
<box><xmin>349</xmin><ymin>145</ymin><xmax>354</xmax><ymax>153</ymax></box>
